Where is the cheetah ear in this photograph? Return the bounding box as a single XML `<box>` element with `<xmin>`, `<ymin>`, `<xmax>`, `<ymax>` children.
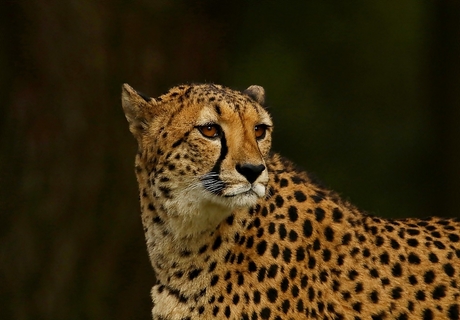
<box><xmin>121</xmin><ymin>83</ymin><xmax>157</xmax><ymax>137</ymax></box>
<box><xmin>243</xmin><ymin>85</ymin><xmax>265</xmax><ymax>105</ymax></box>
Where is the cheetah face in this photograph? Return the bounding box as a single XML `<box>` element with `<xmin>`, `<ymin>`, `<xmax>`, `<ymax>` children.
<box><xmin>122</xmin><ymin>84</ymin><xmax>273</xmax><ymax>228</ymax></box>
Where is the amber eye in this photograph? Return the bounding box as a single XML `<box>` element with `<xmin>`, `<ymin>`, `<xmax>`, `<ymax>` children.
<box><xmin>255</xmin><ymin>124</ymin><xmax>267</xmax><ymax>140</ymax></box>
<box><xmin>198</xmin><ymin>124</ymin><xmax>221</xmax><ymax>138</ymax></box>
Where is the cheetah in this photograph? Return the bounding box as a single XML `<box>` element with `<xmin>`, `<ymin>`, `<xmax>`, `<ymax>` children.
<box><xmin>122</xmin><ymin>83</ymin><xmax>460</xmax><ymax>320</ymax></box>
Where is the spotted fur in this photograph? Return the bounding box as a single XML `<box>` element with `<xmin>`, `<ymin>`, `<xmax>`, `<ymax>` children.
<box><xmin>122</xmin><ymin>83</ymin><xmax>460</xmax><ymax>320</ymax></box>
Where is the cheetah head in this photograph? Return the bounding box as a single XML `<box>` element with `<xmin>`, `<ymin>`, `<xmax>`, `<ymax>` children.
<box><xmin>122</xmin><ymin>83</ymin><xmax>272</xmax><ymax>234</ymax></box>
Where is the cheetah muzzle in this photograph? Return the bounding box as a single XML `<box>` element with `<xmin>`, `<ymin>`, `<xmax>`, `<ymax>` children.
<box><xmin>122</xmin><ymin>82</ymin><xmax>460</xmax><ymax>320</ymax></box>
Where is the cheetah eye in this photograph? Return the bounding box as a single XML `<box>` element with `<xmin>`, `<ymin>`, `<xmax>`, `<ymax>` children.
<box><xmin>255</xmin><ymin>124</ymin><xmax>268</xmax><ymax>140</ymax></box>
<box><xmin>197</xmin><ymin>123</ymin><xmax>221</xmax><ymax>138</ymax></box>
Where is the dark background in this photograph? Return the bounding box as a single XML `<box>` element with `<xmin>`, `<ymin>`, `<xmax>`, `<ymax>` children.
<box><xmin>1</xmin><ymin>1</ymin><xmax>459</xmax><ymax>319</ymax></box>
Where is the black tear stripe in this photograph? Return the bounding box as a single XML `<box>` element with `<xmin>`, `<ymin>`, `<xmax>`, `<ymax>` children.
<box><xmin>202</xmin><ymin>131</ymin><xmax>228</xmax><ymax>195</ymax></box>
<box><xmin>211</xmin><ymin>131</ymin><xmax>228</xmax><ymax>173</ymax></box>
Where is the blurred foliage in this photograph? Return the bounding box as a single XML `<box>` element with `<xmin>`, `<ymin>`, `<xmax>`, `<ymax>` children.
<box><xmin>0</xmin><ymin>0</ymin><xmax>459</xmax><ymax>319</ymax></box>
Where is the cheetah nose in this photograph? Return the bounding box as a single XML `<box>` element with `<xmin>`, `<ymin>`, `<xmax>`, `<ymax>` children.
<box><xmin>236</xmin><ymin>163</ymin><xmax>266</xmax><ymax>184</ymax></box>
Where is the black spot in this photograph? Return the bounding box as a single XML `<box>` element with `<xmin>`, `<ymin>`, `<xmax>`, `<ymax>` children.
<box><xmin>294</xmin><ymin>190</ymin><xmax>307</xmax><ymax>202</ymax></box>
<box><xmin>448</xmin><ymin>304</ymin><xmax>459</xmax><ymax>320</ymax></box>
<box><xmin>268</xmin><ymin>264</ymin><xmax>278</xmax><ymax>278</ymax></box>
<box><xmin>226</xmin><ymin>214</ymin><xmax>234</xmax><ymax>225</ymax></box>
<box><xmin>172</xmin><ymin>138</ymin><xmax>184</xmax><ymax>148</ymax></box>
<box><xmin>416</xmin><ymin>290</ymin><xmax>425</xmax><ymax>301</ymax></box>
<box><xmin>253</xmin><ymin>290</ymin><xmax>261</xmax><ymax>303</ymax></box>
<box><xmin>288</xmin><ymin>206</ymin><xmax>298</xmax><ymax>222</ymax></box>
<box><xmin>279</xmin><ymin>224</ymin><xmax>287</xmax><ymax>240</ymax></box>
<box><xmin>315</xmin><ymin>207</ymin><xmax>325</xmax><ymax>222</ymax></box>
<box><xmin>424</xmin><ymin>270</ymin><xmax>435</xmax><ymax>284</ymax></box>
<box><xmin>432</xmin><ymin>285</ymin><xmax>446</xmax><ymax>299</ymax></box>
<box><xmin>189</xmin><ymin>268</ymin><xmax>202</xmax><ymax>280</ymax></box>
<box><xmin>408</xmin><ymin>275</ymin><xmax>417</xmax><ymax>285</ymax></box>
<box><xmin>444</xmin><ymin>263</ymin><xmax>455</xmax><ymax>277</ymax></box>
<box><xmin>363</xmin><ymin>248</ymin><xmax>371</xmax><ymax>257</ymax></box>
<box><xmin>380</xmin><ymin>252</ymin><xmax>390</xmax><ymax>265</ymax></box>
<box><xmin>248</xmin><ymin>261</ymin><xmax>257</xmax><ymax>272</ymax></box>
<box><xmin>370</xmin><ymin>290</ymin><xmax>379</xmax><ymax>303</ymax></box>
<box><xmin>282</xmin><ymin>300</ymin><xmax>290</xmax><ymax>313</ymax></box>
<box><xmin>390</xmin><ymin>239</ymin><xmax>400</xmax><ymax>249</ymax></box>
<box><xmin>268</xmin><ymin>222</ymin><xmax>276</xmax><ymax>234</ymax></box>
<box><xmin>224</xmin><ymin>305</ymin><xmax>231</xmax><ymax>318</ymax></box>
<box><xmin>232</xmin><ymin>293</ymin><xmax>240</xmax><ymax>305</ymax></box>
<box><xmin>279</xmin><ymin>178</ymin><xmax>289</xmax><ymax>187</ymax></box>
<box><xmin>348</xmin><ymin>270</ymin><xmax>359</xmax><ymax>281</ymax></box>
<box><xmin>257</xmin><ymin>267</ymin><xmax>266</xmax><ymax>282</ymax></box>
<box><xmin>385</xmin><ymin>225</ymin><xmax>395</xmax><ymax>232</ymax></box>
<box><xmin>271</xmin><ymin>243</ymin><xmax>280</xmax><ymax>258</ymax></box>
<box><xmin>197</xmin><ymin>245</ymin><xmax>208</xmax><ymax>254</ymax></box>
<box><xmin>407</xmin><ymin>238</ymin><xmax>419</xmax><ymax>247</ymax></box>
<box><xmin>423</xmin><ymin>309</ymin><xmax>433</xmax><ymax>320</ymax></box>
<box><xmin>434</xmin><ymin>241</ymin><xmax>446</xmax><ymax>249</ymax></box>
<box><xmin>391</xmin><ymin>287</ymin><xmax>403</xmax><ymax>299</ymax></box>
<box><xmin>324</xmin><ymin>226</ymin><xmax>334</xmax><ymax>241</ymax></box>
<box><xmin>198</xmin><ymin>306</ymin><xmax>205</xmax><ymax>314</ymax></box>
<box><xmin>267</xmin><ymin>288</ymin><xmax>278</xmax><ymax>303</ymax></box>
<box><xmin>212</xmin><ymin>236</ymin><xmax>222</xmax><ymax>250</ymax></box>
<box><xmin>208</xmin><ymin>261</ymin><xmax>217</xmax><ymax>272</ymax></box>
<box><xmin>210</xmin><ymin>275</ymin><xmax>219</xmax><ymax>286</ymax></box>
<box><xmin>353</xmin><ymin>302</ymin><xmax>362</xmax><ymax>312</ymax></box>
<box><xmin>313</xmin><ymin>238</ymin><xmax>321</xmax><ymax>251</ymax></box>
<box><xmin>226</xmin><ymin>282</ymin><xmax>232</xmax><ymax>294</ymax></box>
<box><xmin>407</xmin><ymin>229</ymin><xmax>420</xmax><ymax>236</ymax></box>
<box><xmin>355</xmin><ymin>282</ymin><xmax>364</xmax><ymax>293</ymax></box>
<box><xmin>281</xmin><ymin>277</ymin><xmax>289</xmax><ymax>292</ymax></box>
<box><xmin>256</xmin><ymin>240</ymin><xmax>267</xmax><ymax>256</ymax></box>
<box><xmin>332</xmin><ymin>208</ymin><xmax>343</xmax><ymax>222</ymax></box>
<box><xmin>283</xmin><ymin>248</ymin><xmax>292</xmax><ymax>263</ymax></box>
<box><xmin>301</xmin><ymin>275</ymin><xmax>308</xmax><ymax>288</ymax></box>
<box><xmin>275</xmin><ymin>195</ymin><xmax>284</xmax><ymax>208</ymax></box>
<box><xmin>303</xmin><ymin>219</ymin><xmax>313</xmax><ymax>237</ymax></box>
<box><xmin>289</xmin><ymin>230</ymin><xmax>298</xmax><ymax>242</ymax></box>
<box><xmin>370</xmin><ymin>268</ymin><xmax>379</xmax><ymax>278</ymax></box>
<box><xmin>342</xmin><ymin>233</ymin><xmax>352</xmax><ymax>245</ymax></box>
<box><xmin>308</xmin><ymin>256</ymin><xmax>316</xmax><ymax>269</ymax></box>
<box><xmin>296</xmin><ymin>246</ymin><xmax>305</xmax><ymax>261</ymax></box>
<box><xmin>428</xmin><ymin>252</ymin><xmax>439</xmax><ymax>263</ymax></box>
<box><xmin>214</xmin><ymin>104</ymin><xmax>221</xmax><ymax>115</ymax></box>
<box><xmin>323</xmin><ymin>249</ymin><xmax>331</xmax><ymax>261</ymax></box>
<box><xmin>332</xmin><ymin>280</ymin><xmax>340</xmax><ymax>291</ymax></box>
<box><xmin>291</xmin><ymin>175</ymin><xmax>304</xmax><ymax>184</ymax></box>
<box><xmin>376</xmin><ymin>236</ymin><xmax>385</xmax><ymax>246</ymax></box>
<box><xmin>246</xmin><ymin>236</ymin><xmax>254</xmax><ymax>248</ymax></box>
<box><xmin>237</xmin><ymin>273</ymin><xmax>244</xmax><ymax>285</ymax></box>
<box><xmin>449</xmin><ymin>233</ymin><xmax>460</xmax><ymax>242</ymax></box>
<box><xmin>392</xmin><ymin>263</ymin><xmax>402</xmax><ymax>277</ymax></box>
<box><xmin>260</xmin><ymin>307</ymin><xmax>271</xmax><ymax>319</ymax></box>
<box><xmin>408</xmin><ymin>253</ymin><xmax>421</xmax><ymax>264</ymax></box>
<box><xmin>372</xmin><ymin>312</ymin><xmax>385</xmax><ymax>320</ymax></box>
<box><xmin>291</xmin><ymin>285</ymin><xmax>299</xmax><ymax>297</ymax></box>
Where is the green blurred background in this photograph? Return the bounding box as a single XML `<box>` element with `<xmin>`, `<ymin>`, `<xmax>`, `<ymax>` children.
<box><xmin>1</xmin><ymin>1</ymin><xmax>459</xmax><ymax>319</ymax></box>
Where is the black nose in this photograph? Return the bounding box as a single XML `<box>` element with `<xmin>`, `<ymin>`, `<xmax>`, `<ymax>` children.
<box><xmin>236</xmin><ymin>163</ymin><xmax>266</xmax><ymax>184</ymax></box>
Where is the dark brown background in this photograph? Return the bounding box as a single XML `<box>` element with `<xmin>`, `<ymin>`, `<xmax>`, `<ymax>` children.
<box><xmin>1</xmin><ymin>1</ymin><xmax>459</xmax><ymax>319</ymax></box>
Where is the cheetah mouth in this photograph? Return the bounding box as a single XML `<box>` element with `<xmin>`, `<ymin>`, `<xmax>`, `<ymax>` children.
<box><xmin>224</xmin><ymin>184</ymin><xmax>266</xmax><ymax>198</ymax></box>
